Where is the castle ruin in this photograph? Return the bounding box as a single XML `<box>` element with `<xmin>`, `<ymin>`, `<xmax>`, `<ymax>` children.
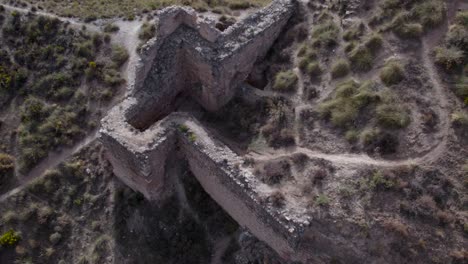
<box><xmin>99</xmin><ymin>1</ymin><xmax>365</xmax><ymax>262</ymax></box>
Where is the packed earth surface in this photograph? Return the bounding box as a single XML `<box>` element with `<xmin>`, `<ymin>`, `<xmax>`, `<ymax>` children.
<box><xmin>0</xmin><ymin>0</ymin><xmax>467</xmax><ymax>263</ymax></box>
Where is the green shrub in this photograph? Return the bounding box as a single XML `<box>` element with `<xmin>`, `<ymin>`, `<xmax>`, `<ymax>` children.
<box><xmin>103</xmin><ymin>23</ymin><xmax>119</xmax><ymax>33</ymax></box>
<box><xmin>343</xmin><ymin>22</ymin><xmax>365</xmax><ymax>41</ymax></box>
<box><xmin>380</xmin><ymin>61</ymin><xmax>404</xmax><ymax>86</ymax></box>
<box><xmin>433</xmin><ymin>46</ymin><xmax>464</xmax><ymax>71</ymax></box>
<box><xmin>364</xmin><ymin>34</ymin><xmax>383</xmax><ymax>53</ymax></box>
<box><xmin>389</xmin><ymin>12</ymin><xmax>423</xmax><ymax>38</ymax></box>
<box><xmin>311</xmin><ymin>20</ymin><xmax>340</xmax><ymax>48</ymax></box>
<box><xmin>305</xmin><ymin>62</ymin><xmax>322</xmax><ymax>77</ymax></box>
<box><xmin>228</xmin><ymin>0</ymin><xmax>250</xmax><ymax>10</ymax></box>
<box><xmin>398</xmin><ymin>23</ymin><xmax>423</xmax><ymax>38</ymax></box>
<box><xmin>319</xmin><ymin>80</ymin><xmax>379</xmax><ymax>127</ymax></box>
<box><xmin>348</xmin><ymin>46</ymin><xmax>373</xmax><ymax>72</ymax></box>
<box><xmin>361</xmin><ymin>170</ymin><xmax>395</xmax><ymax>190</ymax></box>
<box><xmin>455</xmin><ymin>10</ymin><xmax>468</xmax><ymax>27</ymax></box>
<box><xmin>451</xmin><ymin>111</ymin><xmax>468</xmax><ymax>127</ymax></box>
<box><xmin>273</xmin><ymin>70</ymin><xmax>298</xmax><ymax>92</ymax></box>
<box><xmin>188</xmin><ymin>132</ymin><xmax>197</xmax><ymax>143</ymax></box>
<box><xmin>345</xmin><ymin>129</ymin><xmax>359</xmax><ymax>143</ymax></box>
<box><xmin>75</xmin><ymin>41</ymin><xmax>95</xmax><ymax>58</ymax></box>
<box><xmin>411</xmin><ymin>0</ymin><xmax>446</xmax><ymax>29</ymax></box>
<box><xmin>315</xmin><ymin>194</ymin><xmax>330</xmax><ymax>206</ymax></box>
<box><xmin>111</xmin><ymin>45</ymin><xmax>129</xmax><ymax>67</ymax></box>
<box><xmin>0</xmin><ymin>229</ymin><xmax>21</xmax><ymax>247</ymax></box>
<box><xmin>331</xmin><ymin>59</ymin><xmax>350</xmax><ymax>79</ymax></box>
<box><xmin>446</xmin><ymin>25</ymin><xmax>468</xmax><ymax>51</ymax></box>
<box><xmin>298</xmin><ymin>47</ymin><xmax>318</xmax><ymax>71</ymax></box>
<box><xmin>138</xmin><ymin>22</ymin><xmax>156</xmax><ymax>42</ymax></box>
<box><xmin>360</xmin><ymin>128</ymin><xmax>380</xmax><ymax>146</ymax></box>
<box><xmin>20</xmin><ymin>97</ymin><xmax>47</xmax><ymax>122</ymax></box>
<box><xmin>102</xmin><ymin>68</ymin><xmax>124</xmax><ymax>86</ymax></box>
<box><xmin>376</xmin><ymin>104</ymin><xmax>410</xmax><ymax>128</ymax></box>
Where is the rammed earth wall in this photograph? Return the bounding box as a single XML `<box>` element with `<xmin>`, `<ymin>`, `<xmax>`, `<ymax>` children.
<box><xmin>99</xmin><ymin>0</ymin><xmax>304</xmax><ymax>260</ymax></box>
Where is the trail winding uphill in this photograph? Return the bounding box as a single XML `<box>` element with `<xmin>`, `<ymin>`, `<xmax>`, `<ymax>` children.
<box><xmin>0</xmin><ymin>1</ymin><xmax>462</xmax><ymax>202</ymax></box>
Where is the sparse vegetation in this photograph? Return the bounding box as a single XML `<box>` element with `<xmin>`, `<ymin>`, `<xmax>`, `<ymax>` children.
<box><xmin>451</xmin><ymin>111</ymin><xmax>468</xmax><ymax>128</ymax></box>
<box><xmin>433</xmin><ymin>47</ymin><xmax>465</xmax><ymax>71</ymax></box>
<box><xmin>433</xmin><ymin>10</ymin><xmax>468</xmax><ymax>105</ymax></box>
<box><xmin>319</xmin><ymin>80</ymin><xmax>383</xmax><ymax>128</ymax></box>
<box><xmin>272</xmin><ymin>70</ymin><xmax>298</xmax><ymax>92</ymax></box>
<box><xmin>0</xmin><ymin>11</ymin><xmax>127</xmax><ymax>171</ymax></box>
<box><xmin>331</xmin><ymin>59</ymin><xmax>350</xmax><ymax>79</ymax></box>
<box><xmin>377</xmin><ymin>0</ymin><xmax>445</xmax><ymax>38</ymax></box>
<box><xmin>103</xmin><ymin>23</ymin><xmax>119</xmax><ymax>33</ymax></box>
<box><xmin>310</xmin><ymin>19</ymin><xmax>340</xmax><ymax>48</ymax></box>
<box><xmin>111</xmin><ymin>45</ymin><xmax>130</xmax><ymax>68</ymax></box>
<box><xmin>6</xmin><ymin>0</ymin><xmax>271</xmax><ymax>19</ymax></box>
<box><xmin>348</xmin><ymin>34</ymin><xmax>383</xmax><ymax>72</ymax></box>
<box><xmin>380</xmin><ymin>60</ymin><xmax>404</xmax><ymax>86</ymax></box>
<box><xmin>376</xmin><ymin>104</ymin><xmax>410</xmax><ymax>128</ymax></box>
<box><xmin>138</xmin><ymin>22</ymin><xmax>156</xmax><ymax>42</ymax></box>
<box><xmin>0</xmin><ymin>229</ymin><xmax>21</xmax><ymax>247</ymax></box>
<box><xmin>315</xmin><ymin>194</ymin><xmax>330</xmax><ymax>206</ymax></box>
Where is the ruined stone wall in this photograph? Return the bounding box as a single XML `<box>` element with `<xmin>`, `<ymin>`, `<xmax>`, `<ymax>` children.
<box><xmin>99</xmin><ymin>0</ymin><xmax>301</xmax><ymax>261</ymax></box>
<box><xmin>124</xmin><ymin>0</ymin><xmax>295</xmax><ymax>128</ymax></box>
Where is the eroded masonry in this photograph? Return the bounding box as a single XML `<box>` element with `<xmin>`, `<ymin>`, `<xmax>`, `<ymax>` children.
<box><xmin>99</xmin><ymin>0</ymin><xmax>340</xmax><ymax>262</ymax></box>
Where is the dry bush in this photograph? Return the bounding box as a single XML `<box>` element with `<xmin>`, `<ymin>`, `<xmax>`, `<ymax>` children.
<box><xmin>383</xmin><ymin>219</ymin><xmax>409</xmax><ymax>237</ymax></box>
<box><xmin>267</xmin><ymin>191</ymin><xmax>285</xmax><ymax>208</ymax></box>
<box><xmin>312</xmin><ymin>168</ymin><xmax>328</xmax><ymax>184</ymax></box>
<box><xmin>258</xmin><ymin>159</ymin><xmax>291</xmax><ymax>185</ymax></box>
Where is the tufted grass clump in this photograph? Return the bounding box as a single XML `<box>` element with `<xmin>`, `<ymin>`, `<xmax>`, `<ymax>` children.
<box><xmin>273</xmin><ymin>70</ymin><xmax>298</xmax><ymax>92</ymax></box>
<box><xmin>0</xmin><ymin>229</ymin><xmax>21</xmax><ymax>247</ymax></box>
<box><xmin>376</xmin><ymin>104</ymin><xmax>410</xmax><ymax>129</ymax></box>
<box><xmin>433</xmin><ymin>47</ymin><xmax>465</xmax><ymax>71</ymax></box>
<box><xmin>138</xmin><ymin>22</ymin><xmax>156</xmax><ymax>42</ymax></box>
<box><xmin>348</xmin><ymin>45</ymin><xmax>373</xmax><ymax>72</ymax></box>
<box><xmin>319</xmin><ymin>80</ymin><xmax>379</xmax><ymax>128</ymax></box>
<box><xmin>451</xmin><ymin>111</ymin><xmax>468</xmax><ymax>128</ymax></box>
<box><xmin>331</xmin><ymin>59</ymin><xmax>350</xmax><ymax>79</ymax></box>
<box><xmin>380</xmin><ymin>0</ymin><xmax>445</xmax><ymax>38</ymax></box>
<box><xmin>343</xmin><ymin>22</ymin><xmax>365</xmax><ymax>41</ymax></box>
<box><xmin>103</xmin><ymin>23</ymin><xmax>119</xmax><ymax>33</ymax></box>
<box><xmin>305</xmin><ymin>62</ymin><xmax>322</xmax><ymax>77</ymax></box>
<box><xmin>347</xmin><ymin>33</ymin><xmax>383</xmax><ymax>72</ymax></box>
<box><xmin>411</xmin><ymin>0</ymin><xmax>446</xmax><ymax>29</ymax></box>
<box><xmin>111</xmin><ymin>45</ymin><xmax>129</xmax><ymax>67</ymax></box>
<box><xmin>311</xmin><ymin>20</ymin><xmax>340</xmax><ymax>48</ymax></box>
<box><xmin>380</xmin><ymin>60</ymin><xmax>404</xmax><ymax>86</ymax></box>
